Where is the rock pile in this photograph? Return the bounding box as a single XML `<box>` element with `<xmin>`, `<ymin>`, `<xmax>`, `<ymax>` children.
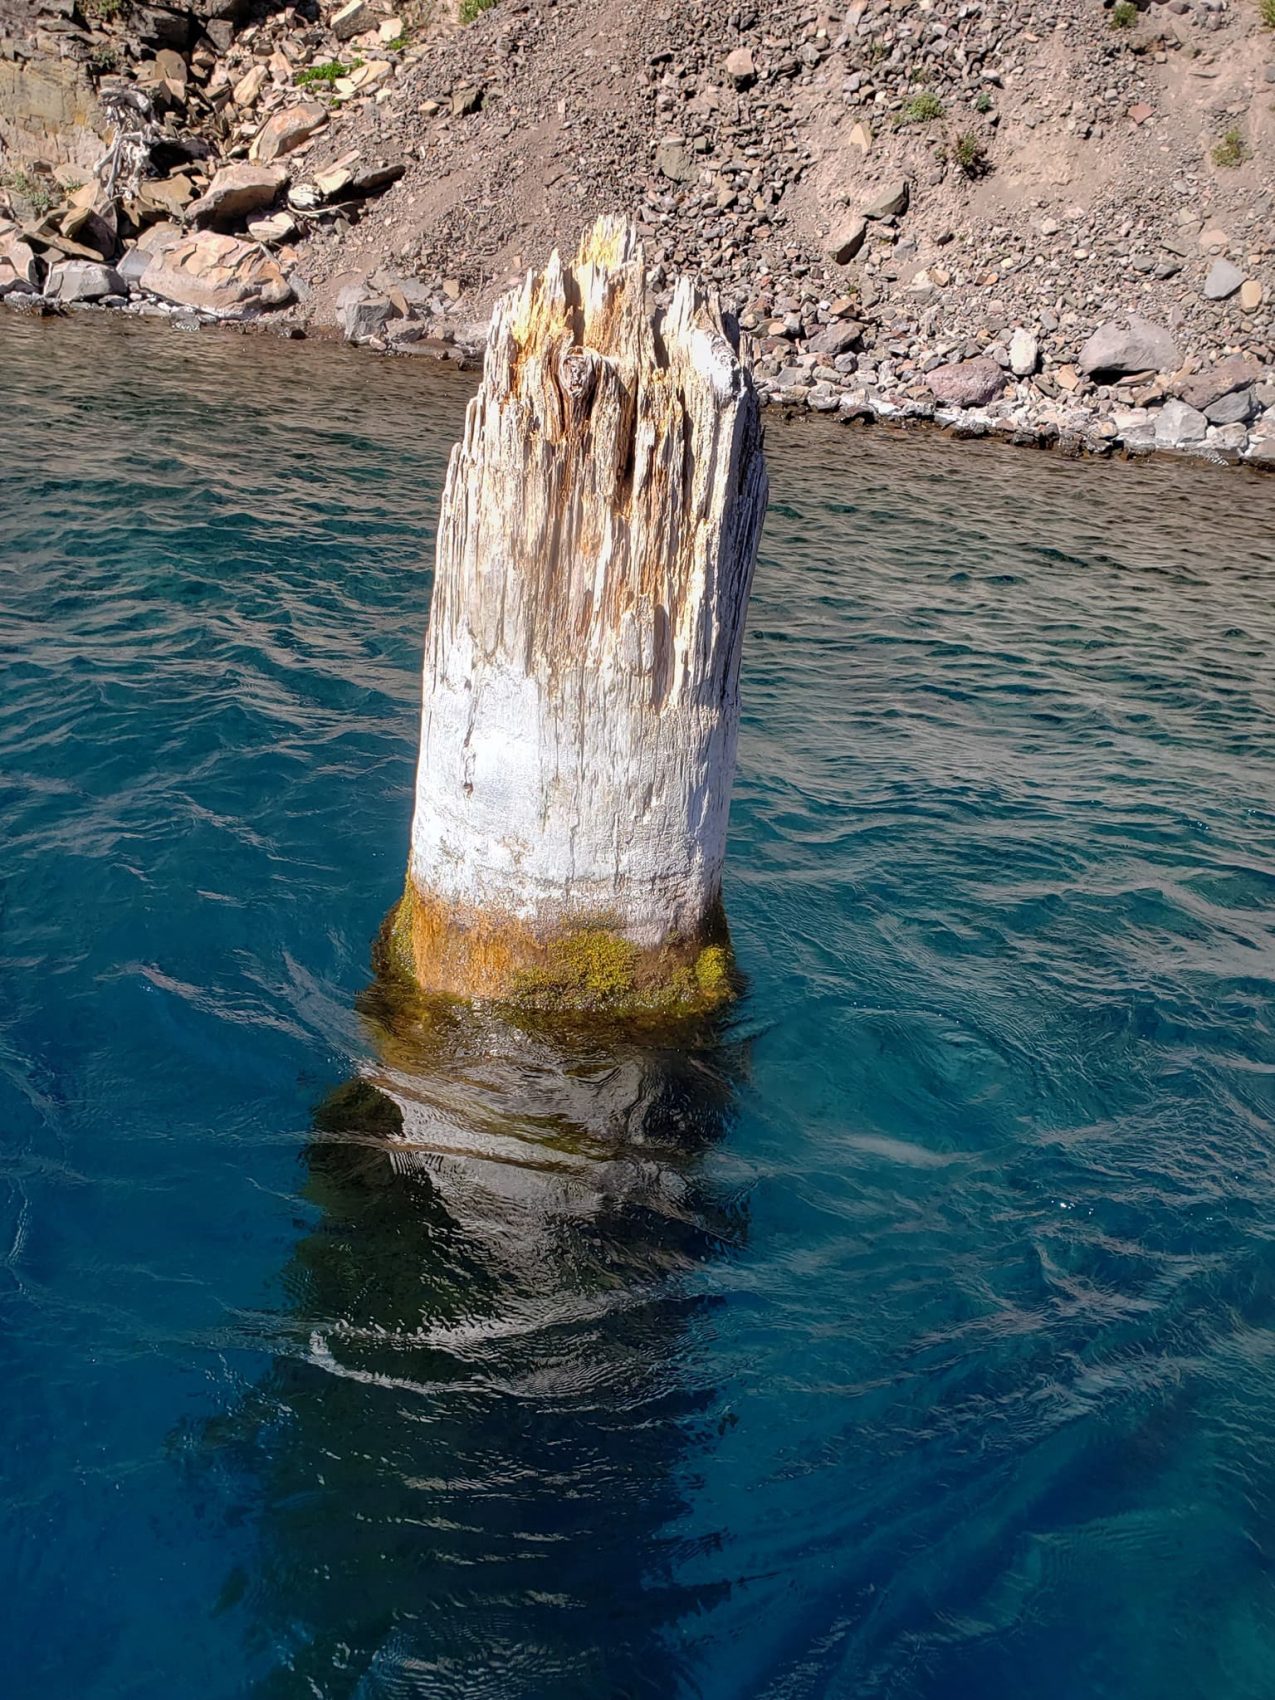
<box><xmin>0</xmin><ymin>0</ymin><xmax>415</xmax><ymax>315</ymax></box>
<box><xmin>1</xmin><ymin>0</ymin><xmax>1273</xmax><ymax>466</ymax></box>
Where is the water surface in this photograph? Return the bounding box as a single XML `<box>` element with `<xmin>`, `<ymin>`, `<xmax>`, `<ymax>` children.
<box><xmin>2</xmin><ymin>314</ymin><xmax>1275</xmax><ymax>1699</ymax></box>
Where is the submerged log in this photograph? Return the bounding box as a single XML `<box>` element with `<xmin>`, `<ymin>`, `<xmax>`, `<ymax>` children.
<box><xmin>391</xmin><ymin>215</ymin><xmax>768</xmax><ymax>1013</ymax></box>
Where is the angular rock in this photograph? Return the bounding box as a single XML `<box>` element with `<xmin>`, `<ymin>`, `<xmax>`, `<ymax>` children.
<box><xmin>59</xmin><ymin>186</ymin><xmax>117</xmax><ymax>261</ymax></box>
<box><xmin>0</xmin><ymin>235</ymin><xmax>42</xmax><ymax>294</ymax></box>
<box><xmin>807</xmin><ymin>320</ymin><xmax>863</xmax><ymax>358</ymax></box>
<box><xmin>314</xmin><ymin>165</ymin><xmax>353</xmax><ymax>199</ymax></box>
<box><xmin>331</xmin><ymin>0</ymin><xmax>371</xmax><ymax>39</ymax></box>
<box><xmin>1078</xmin><ymin>315</ymin><xmax>1179</xmax><ymax>379</ymax></box>
<box><xmin>450</xmin><ymin>84</ymin><xmax>483</xmax><ymax>116</ymax></box>
<box><xmin>117</xmin><ymin>245</ymin><xmax>153</xmax><ymax>287</ymax></box>
<box><xmin>139</xmin><ymin>230</ymin><xmax>293</xmax><ymax>314</ymax></box>
<box><xmin>725</xmin><ymin>47</ymin><xmax>755</xmax><ymax>88</ymax></box>
<box><xmin>926</xmin><ymin>355</ymin><xmax>1005</xmax><ymax>408</ymax></box>
<box><xmin>336</xmin><ymin>281</ymin><xmax>401</xmax><ymax>343</ymax></box>
<box><xmin>348</xmin><ymin>159</ymin><xmax>405</xmax><ymax>194</ymax></box>
<box><xmin>1176</xmin><ymin>357</ymin><xmax>1261</xmax><ymax>411</ymax></box>
<box><xmin>250</xmin><ymin>103</ymin><xmax>328</xmax><ymax>165</ymax></box>
<box><xmin>1239</xmin><ymin>279</ymin><xmax>1263</xmax><ymax>312</ymax></box>
<box><xmin>1154</xmin><ymin>398</ymin><xmax>1208</xmax><ymax>448</ymax></box>
<box><xmin>1202</xmin><ymin>257</ymin><xmax>1244</xmax><ymax>301</ymax></box>
<box><xmin>862</xmin><ymin>177</ymin><xmax>909</xmax><ymax>220</ymax></box>
<box><xmin>233</xmin><ymin>64</ymin><xmax>268</xmax><ymax>108</ymax></box>
<box><xmin>1203</xmin><ymin>388</ymin><xmax>1257</xmax><ymax>427</ymax></box>
<box><xmin>825</xmin><ymin>217</ymin><xmax>866</xmax><ymax>265</ymax></box>
<box><xmin>348</xmin><ymin>59</ymin><xmax>392</xmax><ymax>92</ymax></box>
<box><xmin>1209</xmin><ymin>422</ymin><xmax>1249</xmax><ymax>454</ymax></box>
<box><xmin>46</xmin><ymin>259</ymin><xmax>124</xmax><ymax>302</ymax></box>
<box><xmin>655</xmin><ymin>139</ymin><xmax>698</xmax><ymax>184</ymax></box>
<box><xmin>188</xmin><ymin>163</ymin><xmax>288</xmax><ymax>225</ymax></box>
<box><xmin>135</xmin><ymin>174</ymin><xmax>196</xmax><ymax>222</ymax></box>
<box><xmin>1008</xmin><ymin>327</ymin><xmax>1038</xmax><ymax>377</ymax></box>
<box><xmin>247</xmin><ymin>210</ymin><xmax>299</xmax><ymax>244</ymax></box>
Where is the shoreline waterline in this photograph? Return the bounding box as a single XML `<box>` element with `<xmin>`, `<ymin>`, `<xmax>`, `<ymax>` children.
<box><xmin>7</xmin><ymin>298</ymin><xmax>1273</xmax><ymax>477</ymax></box>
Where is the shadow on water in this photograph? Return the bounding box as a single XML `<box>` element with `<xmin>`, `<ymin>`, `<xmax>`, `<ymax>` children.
<box><xmin>190</xmin><ymin>974</ymin><xmax>750</xmax><ymax>1699</ymax></box>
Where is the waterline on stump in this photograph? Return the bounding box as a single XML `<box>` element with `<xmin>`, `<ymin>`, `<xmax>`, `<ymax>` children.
<box><xmin>399</xmin><ymin>215</ymin><xmax>768</xmax><ymax>1012</ymax></box>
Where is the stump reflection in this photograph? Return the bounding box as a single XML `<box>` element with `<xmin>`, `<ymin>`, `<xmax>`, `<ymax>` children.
<box><xmin>201</xmin><ymin>983</ymin><xmax>748</xmax><ymax>1698</ymax></box>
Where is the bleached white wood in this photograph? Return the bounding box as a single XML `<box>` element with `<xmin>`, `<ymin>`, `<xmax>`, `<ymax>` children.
<box><xmin>407</xmin><ymin>216</ymin><xmax>768</xmax><ymax>960</ymax></box>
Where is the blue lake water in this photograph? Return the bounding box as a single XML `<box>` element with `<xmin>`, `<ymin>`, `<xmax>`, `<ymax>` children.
<box><xmin>3</xmin><ymin>311</ymin><xmax>1275</xmax><ymax>1699</ymax></box>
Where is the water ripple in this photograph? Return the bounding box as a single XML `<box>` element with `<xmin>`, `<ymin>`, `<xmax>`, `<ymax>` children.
<box><xmin>2</xmin><ymin>315</ymin><xmax>1275</xmax><ymax>1699</ymax></box>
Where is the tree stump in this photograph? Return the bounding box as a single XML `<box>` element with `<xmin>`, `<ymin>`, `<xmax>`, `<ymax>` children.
<box><xmin>390</xmin><ymin>216</ymin><xmax>768</xmax><ymax>1013</ymax></box>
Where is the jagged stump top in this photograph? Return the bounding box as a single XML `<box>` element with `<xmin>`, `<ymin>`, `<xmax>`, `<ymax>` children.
<box><xmin>429</xmin><ymin>215</ymin><xmax>764</xmax><ymax>712</ymax></box>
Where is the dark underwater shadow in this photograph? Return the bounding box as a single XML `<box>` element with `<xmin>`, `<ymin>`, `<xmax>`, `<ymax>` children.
<box><xmin>190</xmin><ymin>982</ymin><xmax>750</xmax><ymax>1699</ymax></box>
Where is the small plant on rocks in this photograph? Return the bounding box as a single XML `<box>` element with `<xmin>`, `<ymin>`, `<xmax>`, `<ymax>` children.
<box><xmin>903</xmin><ymin>91</ymin><xmax>944</xmax><ymax>124</ymax></box>
<box><xmin>974</xmin><ymin>90</ymin><xmax>993</xmax><ymax>114</ymax></box>
<box><xmin>3</xmin><ymin>168</ymin><xmax>59</xmax><ymax>217</ymax></box>
<box><xmin>952</xmin><ymin>132</ymin><xmax>991</xmax><ymax>178</ymax></box>
<box><xmin>1110</xmin><ymin>0</ymin><xmax>1138</xmax><ymax>26</ymax></box>
<box><xmin>1260</xmin><ymin>0</ymin><xmax>1275</xmax><ymax>27</ymax></box>
<box><xmin>296</xmin><ymin>59</ymin><xmax>356</xmax><ymax>85</ymax></box>
<box><xmin>1212</xmin><ymin>126</ymin><xmax>1247</xmax><ymax>167</ymax></box>
<box><xmin>83</xmin><ymin>0</ymin><xmax>125</xmax><ymax>18</ymax></box>
<box><xmin>459</xmin><ymin>0</ymin><xmax>498</xmax><ymax>21</ymax></box>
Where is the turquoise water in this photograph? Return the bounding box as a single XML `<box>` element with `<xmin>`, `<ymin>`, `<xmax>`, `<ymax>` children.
<box><xmin>3</xmin><ymin>313</ymin><xmax>1275</xmax><ymax>1700</ymax></box>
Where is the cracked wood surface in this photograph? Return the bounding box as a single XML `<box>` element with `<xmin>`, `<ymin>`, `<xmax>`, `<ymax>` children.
<box><xmin>405</xmin><ymin>215</ymin><xmax>768</xmax><ymax>997</ymax></box>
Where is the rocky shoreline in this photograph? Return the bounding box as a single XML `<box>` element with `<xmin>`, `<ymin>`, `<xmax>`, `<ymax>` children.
<box><xmin>3</xmin><ymin>0</ymin><xmax>1274</xmax><ymax>471</ymax></box>
<box><xmin>4</xmin><ymin>270</ymin><xmax>1271</xmax><ymax>472</ymax></box>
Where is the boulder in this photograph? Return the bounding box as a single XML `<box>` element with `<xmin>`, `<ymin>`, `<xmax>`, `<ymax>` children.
<box><xmin>1203</xmin><ymin>388</ymin><xmax>1257</xmax><ymax>427</ymax></box>
<box><xmin>926</xmin><ymin>355</ymin><xmax>1005</xmax><ymax>408</ymax></box>
<box><xmin>46</xmin><ymin>259</ymin><xmax>124</xmax><ymax>302</ymax></box>
<box><xmin>247</xmin><ymin>211</ymin><xmax>299</xmax><ymax>244</ymax></box>
<box><xmin>807</xmin><ymin>320</ymin><xmax>864</xmax><ymax>358</ymax></box>
<box><xmin>1175</xmin><ymin>357</ymin><xmax>1262</xmax><ymax>411</ymax></box>
<box><xmin>655</xmin><ymin>139</ymin><xmax>698</xmax><ymax>184</ymax></box>
<box><xmin>233</xmin><ymin>64</ymin><xmax>268</xmax><ymax>108</ymax></box>
<box><xmin>1209</xmin><ymin>422</ymin><xmax>1249</xmax><ymax>454</ymax></box>
<box><xmin>116</xmin><ymin>245</ymin><xmax>153</xmax><ymax>287</ymax></box>
<box><xmin>250</xmin><ymin>103</ymin><xmax>328</xmax><ymax>165</ymax></box>
<box><xmin>336</xmin><ymin>281</ymin><xmax>401</xmax><ymax>342</ymax></box>
<box><xmin>1202</xmin><ymin>257</ymin><xmax>1244</xmax><ymax>301</ymax></box>
<box><xmin>724</xmin><ymin>47</ymin><xmax>756</xmax><ymax>88</ymax></box>
<box><xmin>331</xmin><ymin>0</ymin><xmax>372</xmax><ymax>39</ymax></box>
<box><xmin>862</xmin><ymin>177</ymin><xmax>909</xmax><ymax>220</ymax></box>
<box><xmin>348</xmin><ymin>159</ymin><xmax>405</xmax><ymax>194</ymax></box>
<box><xmin>0</xmin><ymin>235</ymin><xmax>42</xmax><ymax>294</ymax></box>
<box><xmin>1077</xmin><ymin>315</ymin><xmax>1179</xmax><ymax>379</ymax></box>
<box><xmin>1008</xmin><ymin>327</ymin><xmax>1038</xmax><ymax>377</ymax></box>
<box><xmin>347</xmin><ymin>60</ymin><xmax>392</xmax><ymax>92</ymax></box>
<box><xmin>135</xmin><ymin>174</ymin><xmax>196</xmax><ymax>222</ymax></box>
<box><xmin>1210</xmin><ymin>255</ymin><xmax>1251</xmax><ymax>302</ymax></box>
<box><xmin>189</xmin><ymin>163</ymin><xmax>288</xmax><ymax>225</ymax></box>
<box><xmin>139</xmin><ymin>229</ymin><xmax>293</xmax><ymax>314</ymax></box>
<box><xmin>825</xmin><ymin>217</ymin><xmax>866</xmax><ymax>265</ymax></box>
<box><xmin>1154</xmin><ymin>398</ymin><xmax>1208</xmax><ymax>448</ymax></box>
<box><xmin>59</xmin><ymin>186</ymin><xmax>117</xmax><ymax>261</ymax></box>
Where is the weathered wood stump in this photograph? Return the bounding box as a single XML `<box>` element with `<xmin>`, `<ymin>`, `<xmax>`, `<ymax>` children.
<box><xmin>389</xmin><ymin>216</ymin><xmax>768</xmax><ymax>1013</ymax></box>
